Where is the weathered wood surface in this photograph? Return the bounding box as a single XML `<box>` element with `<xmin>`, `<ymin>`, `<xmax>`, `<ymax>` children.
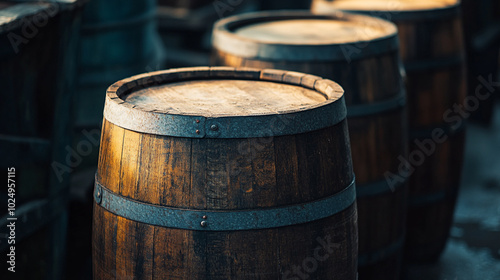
<box><xmin>312</xmin><ymin>0</ymin><xmax>467</xmax><ymax>263</ymax></box>
<box><xmin>93</xmin><ymin>68</ymin><xmax>358</xmax><ymax>280</ymax></box>
<box><xmin>212</xmin><ymin>11</ymin><xmax>408</xmax><ymax>280</ymax></box>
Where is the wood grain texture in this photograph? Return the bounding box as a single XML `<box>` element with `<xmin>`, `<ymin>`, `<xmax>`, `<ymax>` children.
<box><xmin>93</xmin><ymin>70</ymin><xmax>358</xmax><ymax>279</ymax></box>
<box><xmin>212</xmin><ymin>13</ymin><xmax>407</xmax><ymax>280</ymax></box>
<box><xmin>312</xmin><ymin>0</ymin><xmax>467</xmax><ymax>263</ymax></box>
<box><xmin>125</xmin><ymin>79</ymin><xmax>326</xmax><ymax>116</ymax></box>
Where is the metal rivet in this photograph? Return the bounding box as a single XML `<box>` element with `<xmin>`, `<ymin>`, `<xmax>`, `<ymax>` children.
<box><xmin>202</xmin><ymin>215</ymin><xmax>207</xmax><ymax>219</ymax></box>
<box><xmin>95</xmin><ymin>187</ymin><xmax>102</xmax><ymax>204</ymax></box>
<box><xmin>196</xmin><ymin>130</ymin><xmax>200</xmax><ymax>134</ymax></box>
<box><xmin>210</xmin><ymin>124</ymin><xmax>218</xmax><ymax>131</ymax></box>
<box><xmin>200</xmin><ymin>221</ymin><xmax>207</xmax><ymax>227</ymax></box>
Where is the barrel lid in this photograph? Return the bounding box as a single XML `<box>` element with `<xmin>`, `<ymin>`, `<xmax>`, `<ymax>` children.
<box><xmin>312</xmin><ymin>0</ymin><xmax>460</xmax><ymax>21</ymax></box>
<box><xmin>104</xmin><ymin>67</ymin><xmax>346</xmax><ymax>138</ymax></box>
<box><xmin>212</xmin><ymin>10</ymin><xmax>399</xmax><ymax>62</ymax></box>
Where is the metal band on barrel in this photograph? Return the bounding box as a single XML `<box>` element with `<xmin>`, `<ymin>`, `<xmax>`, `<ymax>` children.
<box><xmin>347</xmin><ymin>89</ymin><xmax>406</xmax><ymax>118</ymax></box>
<box><xmin>213</xmin><ymin>11</ymin><xmax>400</xmax><ymax>62</ymax></box>
<box><xmin>94</xmin><ymin>177</ymin><xmax>356</xmax><ymax>231</ymax></box>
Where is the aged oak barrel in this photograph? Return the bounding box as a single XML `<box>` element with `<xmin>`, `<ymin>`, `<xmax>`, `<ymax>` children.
<box><xmin>312</xmin><ymin>0</ymin><xmax>467</xmax><ymax>262</ymax></box>
<box><xmin>212</xmin><ymin>11</ymin><xmax>408</xmax><ymax>280</ymax></box>
<box><xmin>0</xmin><ymin>1</ymin><xmax>85</xmax><ymax>279</ymax></box>
<box><xmin>74</xmin><ymin>0</ymin><xmax>162</xmax><ymax>169</ymax></box>
<box><xmin>92</xmin><ymin>67</ymin><xmax>358</xmax><ymax>280</ymax></box>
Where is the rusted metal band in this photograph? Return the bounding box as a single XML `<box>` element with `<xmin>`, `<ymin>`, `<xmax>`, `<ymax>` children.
<box><xmin>93</xmin><ymin>177</ymin><xmax>356</xmax><ymax>231</ymax></box>
<box><xmin>212</xmin><ymin>11</ymin><xmax>399</xmax><ymax>62</ymax></box>
<box><xmin>356</xmin><ymin>177</ymin><xmax>406</xmax><ymax>198</ymax></box>
<box><xmin>347</xmin><ymin>89</ymin><xmax>406</xmax><ymax>118</ymax></box>
<box><xmin>103</xmin><ymin>67</ymin><xmax>347</xmax><ymax>138</ymax></box>
<box><xmin>358</xmin><ymin>235</ymin><xmax>405</xmax><ymax>266</ymax></box>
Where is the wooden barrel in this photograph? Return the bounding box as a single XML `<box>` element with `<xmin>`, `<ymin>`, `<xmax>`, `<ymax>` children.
<box><xmin>92</xmin><ymin>67</ymin><xmax>358</xmax><ymax>280</ymax></box>
<box><xmin>312</xmin><ymin>0</ymin><xmax>467</xmax><ymax>262</ymax></box>
<box><xmin>75</xmin><ymin>0</ymin><xmax>162</xmax><ymax>169</ymax></box>
<box><xmin>212</xmin><ymin>11</ymin><xmax>408</xmax><ymax>280</ymax></box>
<box><xmin>0</xmin><ymin>1</ymin><xmax>85</xmax><ymax>279</ymax></box>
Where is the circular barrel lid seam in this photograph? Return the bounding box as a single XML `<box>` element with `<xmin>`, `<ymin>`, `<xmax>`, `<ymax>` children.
<box><xmin>212</xmin><ymin>10</ymin><xmax>400</xmax><ymax>61</ymax></box>
<box><xmin>104</xmin><ymin>67</ymin><xmax>347</xmax><ymax>138</ymax></box>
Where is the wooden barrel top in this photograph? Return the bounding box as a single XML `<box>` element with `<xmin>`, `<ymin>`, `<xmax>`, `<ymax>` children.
<box><xmin>104</xmin><ymin>67</ymin><xmax>346</xmax><ymax>138</ymax></box>
<box><xmin>125</xmin><ymin>79</ymin><xmax>326</xmax><ymax>116</ymax></box>
<box><xmin>233</xmin><ymin>18</ymin><xmax>388</xmax><ymax>44</ymax></box>
<box><xmin>212</xmin><ymin>11</ymin><xmax>398</xmax><ymax>61</ymax></box>
<box><xmin>322</xmin><ymin>0</ymin><xmax>458</xmax><ymax>11</ymax></box>
<box><xmin>312</xmin><ymin>0</ymin><xmax>460</xmax><ymax>21</ymax></box>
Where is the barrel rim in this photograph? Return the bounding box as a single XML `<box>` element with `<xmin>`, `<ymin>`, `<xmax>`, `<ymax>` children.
<box><xmin>103</xmin><ymin>67</ymin><xmax>347</xmax><ymax>138</ymax></box>
<box><xmin>311</xmin><ymin>0</ymin><xmax>461</xmax><ymax>22</ymax></box>
<box><xmin>212</xmin><ymin>10</ymin><xmax>400</xmax><ymax>62</ymax></box>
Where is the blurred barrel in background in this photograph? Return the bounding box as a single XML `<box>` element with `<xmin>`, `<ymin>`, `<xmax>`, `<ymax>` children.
<box><xmin>157</xmin><ymin>0</ymin><xmax>258</xmax><ymax>68</ymax></box>
<box><xmin>0</xmin><ymin>1</ymin><xmax>85</xmax><ymax>279</ymax></box>
<box><xmin>258</xmin><ymin>0</ymin><xmax>312</xmax><ymax>10</ymax></box>
<box><xmin>92</xmin><ymin>67</ymin><xmax>358</xmax><ymax>280</ymax></box>
<box><xmin>74</xmin><ymin>0</ymin><xmax>162</xmax><ymax>169</ymax></box>
<box><xmin>312</xmin><ymin>0</ymin><xmax>467</xmax><ymax>262</ymax></box>
<box><xmin>462</xmin><ymin>0</ymin><xmax>500</xmax><ymax>125</ymax></box>
<box><xmin>212</xmin><ymin>11</ymin><xmax>408</xmax><ymax>280</ymax></box>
